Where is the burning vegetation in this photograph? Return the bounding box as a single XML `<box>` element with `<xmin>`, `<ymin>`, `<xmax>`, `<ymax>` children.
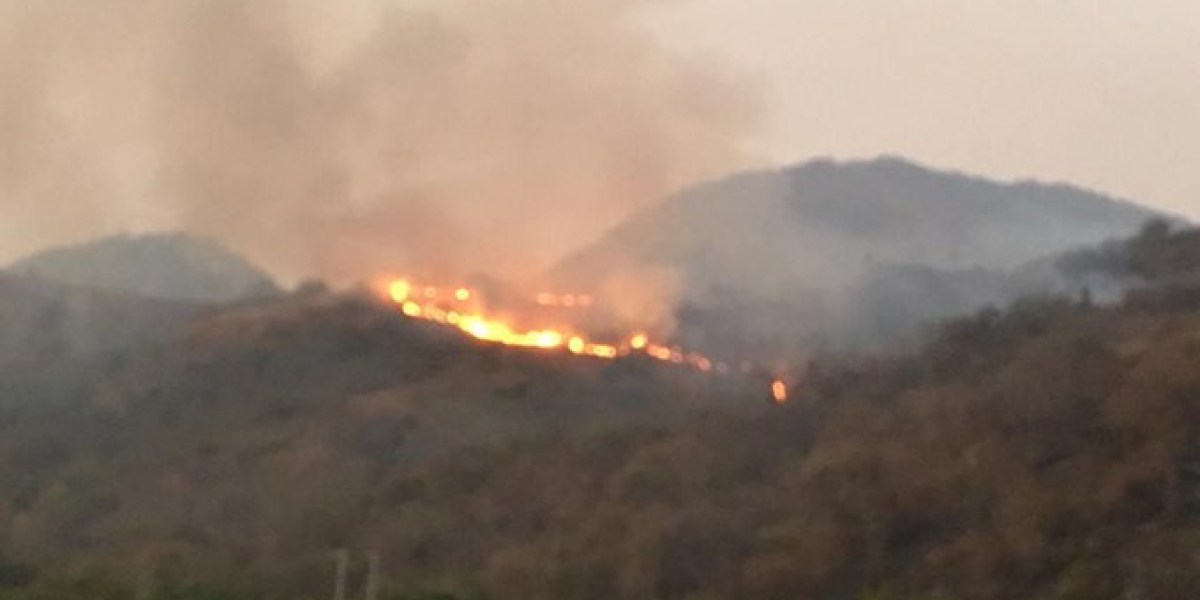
<box><xmin>379</xmin><ymin>277</ymin><xmax>720</xmax><ymax>375</ymax></box>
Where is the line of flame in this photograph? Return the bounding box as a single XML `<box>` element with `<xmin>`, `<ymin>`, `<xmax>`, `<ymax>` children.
<box><xmin>381</xmin><ymin>278</ymin><xmax>719</xmax><ymax>372</ymax></box>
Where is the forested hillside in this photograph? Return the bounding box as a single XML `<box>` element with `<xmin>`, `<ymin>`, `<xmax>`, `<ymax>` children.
<box><xmin>1</xmin><ymin>225</ymin><xmax>1198</xmax><ymax>600</ymax></box>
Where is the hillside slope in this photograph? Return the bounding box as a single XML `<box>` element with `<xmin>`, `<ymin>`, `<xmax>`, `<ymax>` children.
<box><xmin>0</xmin><ymin>273</ymin><xmax>202</xmax><ymax>406</ymax></box>
<box><xmin>0</xmin><ymin>227</ymin><xmax>1197</xmax><ymax>600</ymax></box>
<box><xmin>0</xmin><ymin>290</ymin><xmax>761</xmax><ymax>589</ymax></box>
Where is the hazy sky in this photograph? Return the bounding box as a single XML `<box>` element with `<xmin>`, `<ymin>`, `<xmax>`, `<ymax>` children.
<box><xmin>651</xmin><ymin>0</ymin><xmax>1200</xmax><ymax>219</ymax></box>
<box><xmin>0</xmin><ymin>0</ymin><xmax>757</xmax><ymax>280</ymax></box>
<box><xmin>0</xmin><ymin>0</ymin><xmax>1196</xmax><ymax>281</ymax></box>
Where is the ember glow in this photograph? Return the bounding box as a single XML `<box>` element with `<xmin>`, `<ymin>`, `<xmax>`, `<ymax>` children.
<box><xmin>380</xmin><ymin>278</ymin><xmax>716</xmax><ymax>368</ymax></box>
<box><xmin>771</xmin><ymin>379</ymin><xmax>788</xmax><ymax>404</ymax></box>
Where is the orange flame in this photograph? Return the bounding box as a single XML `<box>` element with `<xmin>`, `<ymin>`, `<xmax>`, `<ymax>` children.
<box><xmin>771</xmin><ymin>379</ymin><xmax>788</xmax><ymax>404</ymax></box>
<box><xmin>389</xmin><ymin>280</ymin><xmax>411</xmax><ymax>304</ymax></box>
<box><xmin>378</xmin><ymin>277</ymin><xmax>796</xmax><ymax>399</ymax></box>
<box><xmin>381</xmin><ymin>277</ymin><xmax>721</xmax><ymax>368</ymax></box>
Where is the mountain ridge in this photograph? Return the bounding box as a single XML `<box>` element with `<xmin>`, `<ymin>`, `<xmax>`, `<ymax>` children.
<box><xmin>548</xmin><ymin>157</ymin><xmax>1177</xmax><ymax>354</ymax></box>
<box><xmin>551</xmin><ymin>156</ymin><xmax>1172</xmax><ymax>293</ymax></box>
<box><xmin>8</xmin><ymin>232</ymin><xmax>279</xmax><ymax>303</ymax></box>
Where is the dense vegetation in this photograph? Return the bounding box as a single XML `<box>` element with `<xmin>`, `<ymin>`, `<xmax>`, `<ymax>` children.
<box><xmin>1</xmin><ymin>224</ymin><xmax>1198</xmax><ymax>599</ymax></box>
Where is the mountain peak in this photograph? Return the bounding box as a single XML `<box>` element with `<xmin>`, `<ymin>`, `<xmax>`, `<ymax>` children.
<box><xmin>555</xmin><ymin>157</ymin><xmax>1168</xmax><ymax>288</ymax></box>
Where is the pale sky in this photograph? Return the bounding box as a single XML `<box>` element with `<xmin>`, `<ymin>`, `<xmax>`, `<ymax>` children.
<box><xmin>1</xmin><ymin>0</ymin><xmax>1196</xmax><ymax>279</ymax></box>
<box><xmin>650</xmin><ymin>0</ymin><xmax>1200</xmax><ymax>220</ymax></box>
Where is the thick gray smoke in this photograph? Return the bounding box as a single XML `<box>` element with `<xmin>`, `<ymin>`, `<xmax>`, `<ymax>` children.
<box><xmin>0</xmin><ymin>0</ymin><xmax>760</xmax><ymax>283</ymax></box>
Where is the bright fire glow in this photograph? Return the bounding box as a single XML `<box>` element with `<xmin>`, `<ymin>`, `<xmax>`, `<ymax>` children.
<box><xmin>771</xmin><ymin>379</ymin><xmax>788</xmax><ymax>404</ymax></box>
<box><xmin>381</xmin><ymin>277</ymin><xmax>721</xmax><ymax>369</ymax></box>
<box><xmin>389</xmin><ymin>280</ymin><xmax>411</xmax><ymax>304</ymax></box>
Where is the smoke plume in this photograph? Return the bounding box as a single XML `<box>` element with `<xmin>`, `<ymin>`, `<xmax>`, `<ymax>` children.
<box><xmin>0</xmin><ymin>0</ymin><xmax>760</xmax><ymax>284</ymax></box>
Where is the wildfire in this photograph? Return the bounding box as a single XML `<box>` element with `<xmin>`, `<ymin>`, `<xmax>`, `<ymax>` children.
<box><xmin>388</xmin><ymin>280</ymin><xmax>411</xmax><ymax>304</ymax></box>
<box><xmin>380</xmin><ymin>277</ymin><xmax>716</xmax><ymax>368</ymax></box>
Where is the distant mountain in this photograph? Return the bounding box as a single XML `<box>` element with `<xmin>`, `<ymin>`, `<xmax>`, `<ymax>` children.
<box><xmin>553</xmin><ymin>157</ymin><xmax>1168</xmax><ymax>292</ymax></box>
<box><xmin>8</xmin><ymin>233</ymin><xmax>279</xmax><ymax>303</ymax></box>
<box><xmin>550</xmin><ymin>157</ymin><xmax>1177</xmax><ymax>353</ymax></box>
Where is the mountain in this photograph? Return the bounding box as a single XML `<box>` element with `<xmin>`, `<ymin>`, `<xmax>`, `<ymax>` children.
<box><xmin>1</xmin><ymin>227</ymin><xmax>1198</xmax><ymax>600</ymax></box>
<box><xmin>553</xmin><ymin>157</ymin><xmax>1168</xmax><ymax>292</ymax></box>
<box><xmin>551</xmin><ymin>157</ymin><xmax>1176</xmax><ymax>354</ymax></box>
<box><xmin>8</xmin><ymin>233</ymin><xmax>279</xmax><ymax>303</ymax></box>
